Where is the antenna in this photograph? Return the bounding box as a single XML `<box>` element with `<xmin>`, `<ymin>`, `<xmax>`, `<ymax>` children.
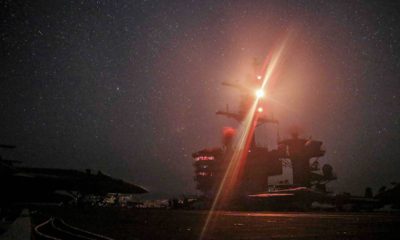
<box><xmin>277</xmin><ymin>123</ymin><xmax>280</xmax><ymax>143</ymax></box>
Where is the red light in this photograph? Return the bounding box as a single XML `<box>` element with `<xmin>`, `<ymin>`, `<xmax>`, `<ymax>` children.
<box><xmin>195</xmin><ymin>156</ymin><xmax>215</xmax><ymax>161</ymax></box>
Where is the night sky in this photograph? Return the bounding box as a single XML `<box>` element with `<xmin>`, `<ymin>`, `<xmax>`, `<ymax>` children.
<box><xmin>1</xmin><ymin>1</ymin><xmax>399</xmax><ymax>197</ymax></box>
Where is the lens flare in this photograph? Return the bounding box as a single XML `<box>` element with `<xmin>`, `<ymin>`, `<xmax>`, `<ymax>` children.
<box><xmin>199</xmin><ymin>34</ymin><xmax>291</xmax><ymax>240</ymax></box>
<box><xmin>256</xmin><ymin>89</ymin><xmax>265</xmax><ymax>98</ymax></box>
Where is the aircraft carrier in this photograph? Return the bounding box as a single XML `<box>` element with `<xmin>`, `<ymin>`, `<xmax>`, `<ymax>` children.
<box><xmin>2</xmin><ymin>64</ymin><xmax>399</xmax><ymax>239</ymax></box>
<box><xmin>191</xmin><ymin>62</ymin><xmax>399</xmax><ymax>211</ymax></box>
<box><xmin>191</xmin><ymin>61</ymin><xmax>338</xmax><ymax>211</ymax></box>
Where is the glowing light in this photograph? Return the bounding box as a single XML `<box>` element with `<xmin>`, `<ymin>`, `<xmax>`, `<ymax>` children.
<box><xmin>256</xmin><ymin>89</ymin><xmax>265</xmax><ymax>98</ymax></box>
<box><xmin>199</xmin><ymin>33</ymin><xmax>292</xmax><ymax>240</ymax></box>
<box><xmin>257</xmin><ymin>75</ymin><xmax>262</xmax><ymax>80</ymax></box>
<box><xmin>257</xmin><ymin>107</ymin><xmax>263</xmax><ymax>113</ymax></box>
<box><xmin>195</xmin><ymin>156</ymin><xmax>215</xmax><ymax>161</ymax></box>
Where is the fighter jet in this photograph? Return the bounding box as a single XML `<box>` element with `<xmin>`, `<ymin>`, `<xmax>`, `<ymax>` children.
<box><xmin>0</xmin><ymin>145</ymin><xmax>147</xmax><ymax>208</ymax></box>
<box><xmin>247</xmin><ymin>186</ymin><xmax>332</xmax><ymax>210</ymax></box>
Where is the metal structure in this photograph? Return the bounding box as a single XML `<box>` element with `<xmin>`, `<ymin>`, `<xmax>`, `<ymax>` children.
<box><xmin>192</xmin><ymin>67</ymin><xmax>336</xmax><ymax>203</ymax></box>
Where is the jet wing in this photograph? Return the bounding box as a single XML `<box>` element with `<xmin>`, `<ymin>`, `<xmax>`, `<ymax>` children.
<box><xmin>248</xmin><ymin>193</ymin><xmax>295</xmax><ymax>198</ymax></box>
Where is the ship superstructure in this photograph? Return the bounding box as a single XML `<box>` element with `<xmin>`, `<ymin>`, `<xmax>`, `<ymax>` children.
<box><xmin>192</xmin><ymin>63</ymin><xmax>336</xmax><ymax>206</ymax></box>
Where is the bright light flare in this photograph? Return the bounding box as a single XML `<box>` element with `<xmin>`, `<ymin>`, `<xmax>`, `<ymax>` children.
<box><xmin>256</xmin><ymin>89</ymin><xmax>265</xmax><ymax>98</ymax></box>
<box><xmin>199</xmin><ymin>32</ymin><xmax>292</xmax><ymax>240</ymax></box>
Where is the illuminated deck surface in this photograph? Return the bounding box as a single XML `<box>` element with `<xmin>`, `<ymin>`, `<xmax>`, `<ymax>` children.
<box><xmin>49</xmin><ymin>208</ymin><xmax>400</xmax><ymax>240</ymax></box>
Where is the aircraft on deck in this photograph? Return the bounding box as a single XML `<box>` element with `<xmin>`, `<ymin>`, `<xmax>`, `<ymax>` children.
<box><xmin>248</xmin><ymin>185</ymin><xmax>384</xmax><ymax>211</ymax></box>
<box><xmin>0</xmin><ymin>145</ymin><xmax>147</xmax><ymax>208</ymax></box>
<box><xmin>247</xmin><ymin>186</ymin><xmax>332</xmax><ymax>210</ymax></box>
